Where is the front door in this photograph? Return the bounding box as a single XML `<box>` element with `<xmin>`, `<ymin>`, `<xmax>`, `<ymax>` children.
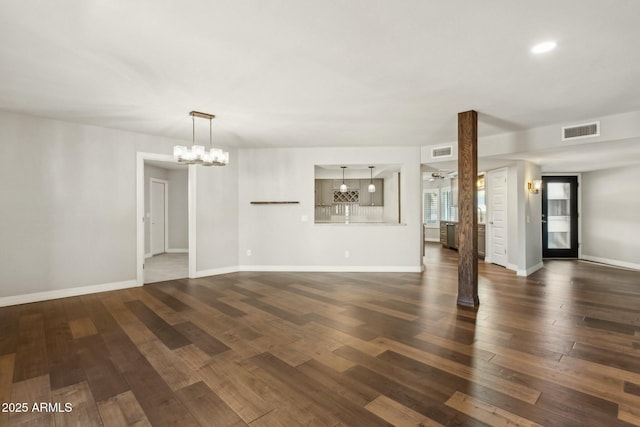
<box><xmin>488</xmin><ymin>168</ymin><xmax>508</xmax><ymax>267</ymax></box>
<box><xmin>542</xmin><ymin>176</ymin><xmax>578</xmax><ymax>258</ymax></box>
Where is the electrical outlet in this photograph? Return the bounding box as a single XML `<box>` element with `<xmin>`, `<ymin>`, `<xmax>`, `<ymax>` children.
<box><xmin>344</xmin><ymin>250</ymin><xmax>350</xmax><ymax>258</ymax></box>
<box><xmin>246</xmin><ymin>249</ymin><xmax>252</xmax><ymax>256</ymax></box>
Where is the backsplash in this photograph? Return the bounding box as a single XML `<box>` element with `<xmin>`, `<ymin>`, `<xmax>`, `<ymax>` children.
<box><xmin>315</xmin><ymin>203</ymin><xmax>384</xmax><ymax>223</ymax></box>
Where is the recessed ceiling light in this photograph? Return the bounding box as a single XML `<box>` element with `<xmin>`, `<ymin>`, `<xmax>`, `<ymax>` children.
<box><xmin>531</xmin><ymin>41</ymin><xmax>557</xmax><ymax>54</ymax></box>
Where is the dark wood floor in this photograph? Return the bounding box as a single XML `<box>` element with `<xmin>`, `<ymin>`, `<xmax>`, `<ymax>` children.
<box><xmin>1</xmin><ymin>244</ymin><xmax>640</xmax><ymax>426</ymax></box>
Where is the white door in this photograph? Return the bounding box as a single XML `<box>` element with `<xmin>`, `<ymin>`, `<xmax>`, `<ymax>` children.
<box><xmin>150</xmin><ymin>180</ymin><xmax>166</xmax><ymax>255</ymax></box>
<box><xmin>488</xmin><ymin>168</ymin><xmax>508</xmax><ymax>267</ymax></box>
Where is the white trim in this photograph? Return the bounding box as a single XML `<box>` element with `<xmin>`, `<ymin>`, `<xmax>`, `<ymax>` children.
<box><xmin>167</xmin><ymin>248</ymin><xmax>189</xmax><ymax>254</ymax></box>
<box><xmin>137</xmin><ymin>152</ymin><xmax>195</xmax><ymax>286</ymax></box>
<box><xmin>194</xmin><ymin>266</ymin><xmax>240</xmax><ymax>277</ymax></box>
<box><xmin>424</xmin><ymin>238</ymin><xmax>440</xmax><ymax>243</ymax></box>
<box><xmin>517</xmin><ymin>262</ymin><xmax>544</xmax><ymax>277</ymax></box>
<box><xmin>581</xmin><ymin>255</ymin><xmax>640</xmax><ymax>271</ymax></box>
<box><xmin>0</xmin><ymin>280</ymin><xmax>138</xmax><ymax>307</ymax></box>
<box><xmin>238</xmin><ymin>265</ymin><xmax>423</xmax><ymax>273</ymax></box>
<box><xmin>487</xmin><ymin>167</ymin><xmax>509</xmax><ymax>268</ymax></box>
<box><xmin>149</xmin><ymin>177</ymin><xmax>169</xmax><ymax>255</ymax></box>
<box><xmin>145</xmin><ymin>252</ymin><xmax>152</xmax><ymax>259</ymax></box>
<box><xmin>188</xmin><ymin>165</ymin><xmax>197</xmax><ymax>278</ymax></box>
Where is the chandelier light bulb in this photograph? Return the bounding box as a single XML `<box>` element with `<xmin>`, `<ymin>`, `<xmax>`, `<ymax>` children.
<box><xmin>173</xmin><ymin>111</ymin><xmax>229</xmax><ymax>166</ymax></box>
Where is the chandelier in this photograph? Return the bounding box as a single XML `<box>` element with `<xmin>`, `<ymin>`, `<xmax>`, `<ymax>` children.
<box><xmin>173</xmin><ymin>111</ymin><xmax>229</xmax><ymax>166</ymax></box>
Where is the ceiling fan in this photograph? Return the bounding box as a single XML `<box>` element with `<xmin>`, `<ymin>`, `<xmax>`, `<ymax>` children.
<box><xmin>428</xmin><ymin>170</ymin><xmax>456</xmax><ymax>181</ymax></box>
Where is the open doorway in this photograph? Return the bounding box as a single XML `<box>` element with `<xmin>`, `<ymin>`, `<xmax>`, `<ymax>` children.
<box><xmin>136</xmin><ymin>153</ymin><xmax>195</xmax><ymax>285</ymax></box>
<box><xmin>144</xmin><ymin>162</ymin><xmax>188</xmax><ymax>283</ymax></box>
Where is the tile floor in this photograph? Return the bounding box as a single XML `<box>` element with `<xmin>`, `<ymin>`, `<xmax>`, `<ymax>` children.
<box><xmin>144</xmin><ymin>253</ymin><xmax>188</xmax><ymax>284</ymax></box>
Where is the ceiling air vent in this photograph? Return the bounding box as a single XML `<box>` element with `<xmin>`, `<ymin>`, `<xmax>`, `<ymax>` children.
<box><xmin>432</xmin><ymin>145</ymin><xmax>453</xmax><ymax>158</ymax></box>
<box><xmin>562</xmin><ymin>121</ymin><xmax>600</xmax><ymax>141</ymax></box>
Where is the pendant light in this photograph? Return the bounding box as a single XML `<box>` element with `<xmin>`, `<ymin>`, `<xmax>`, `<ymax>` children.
<box><xmin>340</xmin><ymin>166</ymin><xmax>348</xmax><ymax>193</ymax></box>
<box><xmin>368</xmin><ymin>166</ymin><xmax>376</xmax><ymax>192</ymax></box>
<box><xmin>173</xmin><ymin>111</ymin><xmax>229</xmax><ymax>166</ymax></box>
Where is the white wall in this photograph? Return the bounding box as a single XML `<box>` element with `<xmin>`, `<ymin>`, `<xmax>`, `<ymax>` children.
<box><xmin>383</xmin><ymin>172</ymin><xmax>400</xmax><ymax>223</ymax></box>
<box><xmin>0</xmin><ymin>111</ymin><xmax>238</xmax><ymax>301</ymax></box>
<box><xmin>238</xmin><ymin>147</ymin><xmax>422</xmax><ymax>271</ymax></box>
<box><xmin>167</xmin><ymin>169</ymin><xmax>188</xmax><ymax>250</ymax></box>
<box><xmin>144</xmin><ymin>164</ymin><xmax>168</xmax><ymax>255</ymax></box>
<box><xmin>492</xmin><ymin>162</ymin><xmax>542</xmax><ymax>276</ymax></box>
<box><xmin>582</xmin><ymin>165</ymin><xmax>640</xmax><ymax>269</ymax></box>
<box><xmin>507</xmin><ymin>165</ymin><xmax>519</xmax><ymax>269</ymax></box>
<box><xmin>518</xmin><ymin>161</ymin><xmax>543</xmax><ymax>275</ymax></box>
<box><xmin>195</xmin><ymin>155</ymin><xmax>240</xmax><ymax>274</ymax></box>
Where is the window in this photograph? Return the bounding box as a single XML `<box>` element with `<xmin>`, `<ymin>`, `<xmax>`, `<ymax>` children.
<box><xmin>441</xmin><ymin>188</ymin><xmax>453</xmax><ymax>221</ymax></box>
<box><xmin>423</xmin><ymin>189</ymin><xmax>439</xmax><ymax>226</ymax></box>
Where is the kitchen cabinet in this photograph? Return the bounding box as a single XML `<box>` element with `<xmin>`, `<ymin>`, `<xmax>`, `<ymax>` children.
<box><xmin>359</xmin><ymin>179</ymin><xmax>384</xmax><ymax>206</ymax></box>
<box><xmin>332</xmin><ymin>179</ymin><xmax>359</xmax><ymax>191</ymax></box>
<box><xmin>314</xmin><ymin>180</ymin><xmax>334</xmax><ymax>206</ymax></box>
<box><xmin>440</xmin><ymin>221</ymin><xmax>456</xmax><ymax>249</ymax></box>
<box><xmin>478</xmin><ymin>224</ymin><xmax>486</xmax><ymax>259</ymax></box>
<box><xmin>315</xmin><ymin>179</ymin><xmax>384</xmax><ymax>206</ymax></box>
<box><xmin>440</xmin><ymin>221</ymin><xmax>486</xmax><ymax>259</ymax></box>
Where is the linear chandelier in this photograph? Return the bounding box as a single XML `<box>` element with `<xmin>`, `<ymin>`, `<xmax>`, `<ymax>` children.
<box><xmin>173</xmin><ymin>111</ymin><xmax>229</xmax><ymax>166</ymax></box>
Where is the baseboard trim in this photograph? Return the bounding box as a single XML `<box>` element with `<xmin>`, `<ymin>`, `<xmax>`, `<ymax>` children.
<box><xmin>166</xmin><ymin>248</ymin><xmax>189</xmax><ymax>254</ymax></box>
<box><xmin>145</xmin><ymin>252</ymin><xmax>152</xmax><ymax>259</ymax></box>
<box><xmin>517</xmin><ymin>262</ymin><xmax>544</xmax><ymax>277</ymax></box>
<box><xmin>581</xmin><ymin>255</ymin><xmax>640</xmax><ymax>271</ymax></box>
<box><xmin>424</xmin><ymin>238</ymin><xmax>440</xmax><ymax>243</ymax></box>
<box><xmin>0</xmin><ymin>280</ymin><xmax>139</xmax><ymax>307</ymax></box>
<box><xmin>506</xmin><ymin>263</ymin><xmax>518</xmax><ymax>272</ymax></box>
<box><xmin>238</xmin><ymin>265</ymin><xmax>422</xmax><ymax>273</ymax></box>
<box><xmin>194</xmin><ymin>266</ymin><xmax>240</xmax><ymax>278</ymax></box>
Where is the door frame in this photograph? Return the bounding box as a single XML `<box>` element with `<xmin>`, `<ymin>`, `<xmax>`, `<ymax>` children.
<box><xmin>136</xmin><ymin>152</ymin><xmax>196</xmax><ymax>285</ymax></box>
<box><xmin>541</xmin><ymin>173</ymin><xmax>582</xmax><ymax>259</ymax></box>
<box><xmin>486</xmin><ymin>167</ymin><xmax>508</xmax><ymax>267</ymax></box>
<box><xmin>149</xmin><ymin>178</ymin><xmax>169</xmax><ymax>256</ymax></box>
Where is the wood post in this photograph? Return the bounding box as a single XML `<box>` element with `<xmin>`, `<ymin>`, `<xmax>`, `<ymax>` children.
<box><xmin>457</xmin><ymin>110</ymin><xmax>479</xmax><ymax>307</ymax></box>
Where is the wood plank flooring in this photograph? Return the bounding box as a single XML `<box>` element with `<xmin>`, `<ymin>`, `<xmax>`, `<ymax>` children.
<box><xmin>1</xmin><ymin>244</ymin><xmax>640</xmax><ymax>426</ymax></box>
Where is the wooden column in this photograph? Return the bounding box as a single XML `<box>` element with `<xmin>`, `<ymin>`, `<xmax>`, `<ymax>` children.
<box><xmin>457</xmin><ymin>110</ymin><xmax>479</xmax><ymax>307</ymax></box>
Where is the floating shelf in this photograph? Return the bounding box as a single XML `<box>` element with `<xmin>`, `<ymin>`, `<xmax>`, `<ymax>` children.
<box><xmin>250</xmin><ymin>201</ymin><xmax>300</xmax><ymax>205</ymax></box>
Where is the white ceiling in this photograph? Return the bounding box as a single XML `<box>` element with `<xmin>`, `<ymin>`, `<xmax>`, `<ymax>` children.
<box><xmin>1</xmin><ymin>1</ymin><xmax>640</xmax><ymax>170</ymax></box>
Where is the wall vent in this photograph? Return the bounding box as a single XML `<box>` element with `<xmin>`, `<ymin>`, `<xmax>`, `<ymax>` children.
<box><xmin>432</xmin><ymin>145</ymin><xmax>453</xmax><ymax>158</ymax></box>
<box><xmin>562</xmin><ymin>121</ymin><xmax>600</xmax><ymax>141</ymax></box>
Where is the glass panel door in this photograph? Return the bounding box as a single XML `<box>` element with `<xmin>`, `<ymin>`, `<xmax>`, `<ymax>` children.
<box><xmin>542</xmin><ymin>176</ymin><xmax>578</xmax><ymax>258</ymax></box>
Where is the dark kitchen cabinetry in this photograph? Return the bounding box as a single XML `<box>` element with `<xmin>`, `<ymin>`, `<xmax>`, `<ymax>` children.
<box><xmin>440</xmin><ymin>221</ymin><xmax>486</xmax><ymax>259</ymax></box>
<box><xmin>478</xmin><ymin>224</ymin><xmax>486</xmax><ymax>258</ymax></box>
<box><xmin>314</xmin><ymin>180</ymin><xmax>334</xmax><ymax>206</ymax></box>
<box><xmin>359</xmin><ymin>179</ymin><xmax>384</xmax><ymax>206</ymax></box>
<box><xmin>314</xmin><ymin>179</ymin><xmax>384</xmax><ymax>206</ymax></box>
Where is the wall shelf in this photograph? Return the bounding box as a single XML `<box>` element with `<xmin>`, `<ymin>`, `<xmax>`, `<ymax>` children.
<box><xmin>250</xmin><ymin>201</ymin><xmax>299</xmax><ymax>205</ymax></box>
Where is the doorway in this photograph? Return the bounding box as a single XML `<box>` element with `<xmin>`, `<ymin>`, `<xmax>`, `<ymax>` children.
<box><xmin>487</xmin><ymin>168</ymin><xmax>508</xmax><ymax>267</ymax></box>
<box><xmin>150</xmin><ymin>178</ymin><xmax>168</xmax><ymax>256</ymax></box>
<box><xmin>136</xmin><ymin>152</ymin><xmax>196</xmax><ymax>285</ymax></box>
<box><xmin>542</xmin><ymin>176</ymin><xmax>579</xmax><ymax>258</ymax></box>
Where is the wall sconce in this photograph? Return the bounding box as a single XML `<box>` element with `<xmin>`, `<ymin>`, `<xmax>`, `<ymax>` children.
<box><xmin>528</xmin><ymin>179</ymin><xmax>542</xmax><ymax>194</ymax></box>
